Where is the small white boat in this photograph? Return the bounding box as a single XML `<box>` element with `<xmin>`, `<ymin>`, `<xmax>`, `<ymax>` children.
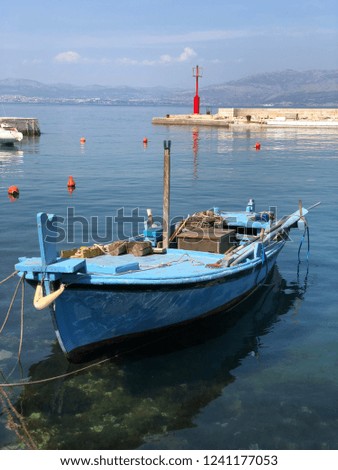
<box><xmin>0</xmin><ymin>123</ymin><xmax>23</xmax><ymax>145</ymax></box>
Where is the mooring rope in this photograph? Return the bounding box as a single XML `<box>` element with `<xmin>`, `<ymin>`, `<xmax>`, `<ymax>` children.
<box><xmin>298</xmin><ymin>223</ymin><xmax>310</xmax><ymax>262</ymax></box>
<box><xmin>0</xmin><ymin>270</ymin><xmax>18</xmax><ymax>285</ymax></box>
<box><xmin>253</xmin><ymin>243</ymin><xmax>269</xmax><ymax>287</ymax></box>
<box><xmin>0</xmin><ymin>356</ymin><xmax>114</xmax><ymax>388</ymax></box>
<box><xmin>18</xmin><ymin>275</ymin><xmax>25</xmax><ymax>361</ymax></box>
<box><xmin>0</xmin><ymin>273</ymin><xmax>26</xmax><ymax>384</ymax></box>
<box><xmin>0</xmin><ymin>275</ymin><xmax>23</xmax><ymax>334</ymax></box>
<box><xmin>0</xmin><ymin>386</ymin><xmax>37</xmax><ymax>449</ymax></box>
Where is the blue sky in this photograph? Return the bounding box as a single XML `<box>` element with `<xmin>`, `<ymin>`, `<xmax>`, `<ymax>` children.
<box><xmin>2</xmin><ymin>0</ymin><xmax>337</xmax><ymax>87</ymax></box>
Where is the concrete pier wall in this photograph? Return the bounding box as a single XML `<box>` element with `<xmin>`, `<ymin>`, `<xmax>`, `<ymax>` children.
<box><xmin>152</xmin><ymin>107</ymin><xmax>338</xmax><ymax>128</ymax></box>
<box><xmin>217</xmin><ymin>107</ymin><xmax>338</xmax><ymax>121</ymax></box>
<box><xmin>0</xmin><ymin>117</ymin><xmax>41</xmax><ymax>136</ymax></box>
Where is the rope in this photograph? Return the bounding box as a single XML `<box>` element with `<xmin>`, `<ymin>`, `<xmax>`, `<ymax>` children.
<box><xmin>0</xmin><ymin>275</ymin><xmax>25</xmax><ymax>382</ymax></box>
<box><xmin>258</xmin><ymin>243</ymin><xmax>269</xmax><ymax>285</ymax></box>
<box><xmin>139</xmin><ymin>253</ymin><xmax>205</xmax><ymax>271</ymax></box>
<box><xmin>0</xmin><ymin>270</ymin><xmax>18</xmax><ymax>285</ymax></box>
<box><xmin>18</xmin><ymin>275</ymin><xmax>25</xmax><ymax>361</ymax></box>
<box><xmin>0</xmin><ymin>387</ymin><xmax>37</xmax><ymax>449</ymax></box>
<box><xmin>0</xmin><ymin>275</ymin><xmax>22</xmax><ymax>334</ymax></box>
<box><xmin>297</xmin><ymin>220</ymin><xmax>310</xmax><ymax>262</ymax></box>
<box><xmin>71</xmin><ymin>252</ymin><xmax>205</xmax><ymax>278</ymax></box>
<box><xmin>0</xmin><ymin>356</ymin><xmax>113</xmax><ymax>388</ymax></box>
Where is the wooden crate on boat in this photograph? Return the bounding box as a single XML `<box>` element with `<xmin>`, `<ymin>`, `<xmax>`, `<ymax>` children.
<box><xmin>177</xmin><ymin>228</ymin><xmax>236</xmax><ymax>254</ymax></box>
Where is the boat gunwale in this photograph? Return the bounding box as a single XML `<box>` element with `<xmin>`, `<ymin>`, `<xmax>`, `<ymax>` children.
<box><xmin>80</xmin><ymin>243</ymin><xmax>282</xmax><ymax>286</ymax></box>
<box><xmin>21</xmin><ymin>239</ymin><xmax>285</xmax><ymax>287</ymax></box>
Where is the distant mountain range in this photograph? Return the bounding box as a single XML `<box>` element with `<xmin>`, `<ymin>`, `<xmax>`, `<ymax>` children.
<box><xmin>0</xmin><ymin>69</ymin><xmax>337</xmax><ymax>108</ymax></box>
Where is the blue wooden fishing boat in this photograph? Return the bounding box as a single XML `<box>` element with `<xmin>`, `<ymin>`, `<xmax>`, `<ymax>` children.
<box><xmin>15</xmin><ymin>143</ymin><xmax>318</xmax><ymax>361</ymax></box>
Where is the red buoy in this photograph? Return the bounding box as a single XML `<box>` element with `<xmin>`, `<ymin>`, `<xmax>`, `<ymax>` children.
<box><xmin>8</xmin><ymin>185</ymin><xmax>19</xmax><ymax>196</ymax></box>
<box><xmin>255</xmin><ymin>142</ymin><xmax>261</xmax><ymax>150</ymax></box>
<box><xmin>80</xmin><ymin>137</ymin><xmax>86</xmax><ymax>144</ymax></box>
<box><xmin>143</xmin><ymin>137</ymin><xmax>148</xmax><ymax>144</ymax></box>
<box><xmin>67</xmin><ymin>176</ymin><xmax>76</xmax><ymax>188</ymax></box>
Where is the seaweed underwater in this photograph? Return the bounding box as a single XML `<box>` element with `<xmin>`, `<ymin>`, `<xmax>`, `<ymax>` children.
<box><xmin>1</xmin><ymin>266</ymin><xmax>307</xmax><ymax>449</ymax></box>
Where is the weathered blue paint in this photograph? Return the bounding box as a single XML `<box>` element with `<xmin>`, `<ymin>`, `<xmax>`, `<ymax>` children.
<box><xmin>16</xmin><ymin>205</ymin><xmax>308</xmax><ymax>360</ymax></box>
<box><xmin>37</xmin><ymin>213</ymin><xmax>59</xmax><ymax>267</ymax></box>
<box><xmin>53</xmin><ymin>248</ymin><xmax>282</xmax><ymax>355</ymax></box>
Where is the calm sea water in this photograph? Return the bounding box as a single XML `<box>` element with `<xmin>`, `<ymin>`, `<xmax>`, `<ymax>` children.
<box><xmin>0</xmin><ymin>103</ymin><xmax>338</xmax><ymax>450</ymax></box>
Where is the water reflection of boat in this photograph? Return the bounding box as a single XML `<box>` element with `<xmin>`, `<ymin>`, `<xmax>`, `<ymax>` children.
<box><xmin>0</xmin><ymin>148</ymin><xmax>24</xmax><ymax>160</ymax></box>
<box><xmin>0</xmin><ymin>148</ymin><xmax>24</xmax><ymax>177</ymax></box>
<box><xmin>16</xmin><ymin>266</ymin><xmax>305</xmax><ymax>450</ymax></box>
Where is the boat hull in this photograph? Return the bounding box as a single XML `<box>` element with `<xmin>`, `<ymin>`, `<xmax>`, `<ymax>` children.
<box><xmin>17</xmin><ymin>204</ymin><xmax>309</xmax><ymax>362</ymax></box>
<box><xmin>0</xmin><ymin>126</ymin><xmax>23</xmax><ymax>145</ymax></box>
<box><xmin>52</xmin><ymin>246</ymin><xmax>283</xmax><ymax>360</ymax></box>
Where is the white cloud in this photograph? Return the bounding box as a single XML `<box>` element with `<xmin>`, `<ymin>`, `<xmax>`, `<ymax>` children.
<box><xmin>159</xmin><ymin>54</ymin><xmax>172</xmax><ymax>64</ymax></box>
<box><xmin>54</xmin><ymin>51</ymin><xmax>81</xmax><ymax>63</ymax></box>
<box><xmin>178</xmin><ymin>47</ymin><xmax>197</xmax><ymax>62</ymax></box>
<box><xmin>52</xmin><ymin>46</ymin><xmax>197</xmax><ymax>71</ymax></box>
<box><xmin>118</xmin><ymin>47</ymin><xmax>197</xmax><ymax>67</ymax></box>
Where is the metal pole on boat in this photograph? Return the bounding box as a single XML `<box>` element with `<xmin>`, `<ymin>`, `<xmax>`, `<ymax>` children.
<box><xmin>163</xmin><ymin>140</ymin><xmax>171</xmax><ymax>250</ymax></box>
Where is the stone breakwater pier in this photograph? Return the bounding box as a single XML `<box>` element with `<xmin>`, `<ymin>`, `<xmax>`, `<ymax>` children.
<box><xmin>0</xmin><ymin>117</ymin><xmax>40</xmax><ymax>135</ymax></box>
<box><xmin>152</xmin><ymin>108</ymin><xmax>338</xmax><ymax>128</ymax></box>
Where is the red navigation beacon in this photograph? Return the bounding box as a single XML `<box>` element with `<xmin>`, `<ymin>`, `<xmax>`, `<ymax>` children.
<box><xmin>193</xmin><ymin>65</ymin><xmax>203</xmax><ymax>114</ymax></box>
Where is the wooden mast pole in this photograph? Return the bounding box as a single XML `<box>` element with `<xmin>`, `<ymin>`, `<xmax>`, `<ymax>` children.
<box><xmin>163</xmin><ymin>140</ymin><xmax>171</xmax><ymax>250</ymax></box>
